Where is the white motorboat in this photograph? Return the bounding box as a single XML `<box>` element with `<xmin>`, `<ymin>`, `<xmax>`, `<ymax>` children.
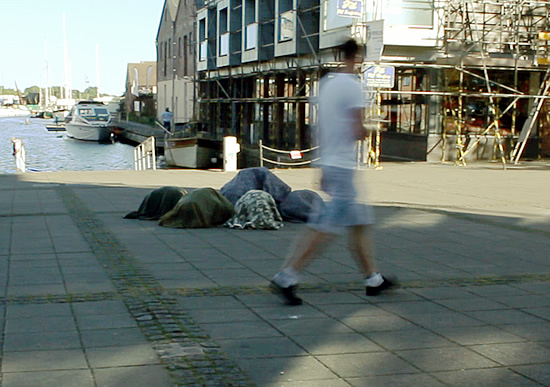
<box><xmin>0</xmin><ymin>106</ymin><xmax>31</xmax><ymax>118</ymax></box>
<box><xmin>65</xmin><ymin>101</ymin><xmax>113</xmax><ymax>141</ymax></box>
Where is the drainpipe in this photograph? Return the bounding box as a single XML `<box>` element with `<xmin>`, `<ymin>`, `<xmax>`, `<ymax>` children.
<box><xmin>171</xmin><ymin>21</ymin><xmax>176</xmax><ymax>133</ymax></box>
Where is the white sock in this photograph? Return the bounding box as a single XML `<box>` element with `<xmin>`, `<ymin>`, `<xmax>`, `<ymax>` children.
<box><xmin>364</xmin><ymin>272</ymin><xmax>383</xmax><ymax>287</ymax></box>
<box><xmin>273</xmin><ymin>267</ymin><xmax>300</xmax><ymax>288</ymax></box>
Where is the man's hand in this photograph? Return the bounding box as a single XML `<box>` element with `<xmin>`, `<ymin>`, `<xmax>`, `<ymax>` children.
<box><xmin>354</xmin><ymin>124</ymin><xmax>369</xmax><ymax>140</ymax></box>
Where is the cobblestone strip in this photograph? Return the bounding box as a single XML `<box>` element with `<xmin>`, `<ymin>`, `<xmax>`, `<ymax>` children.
<box><xmin>170</xmin><ymin>272</ymin><xmax>550</xmax><ymax>298</ymax></box>
<box><xmin>56</xmin><ymin>185</ymin><xmax>253</xmax><ymax>387</ymax></box>
<box><xmin>0</xmin><ymin>292</ymin><xmax>120</xmax><ymax>305</ymax></box>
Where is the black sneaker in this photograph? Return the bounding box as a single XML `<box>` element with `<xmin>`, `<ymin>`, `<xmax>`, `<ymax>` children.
<box><xmin>366</xmin><ymin>276</ymin><xmax>396</xmax><ymax>296</ymax></box>
<box><xmin>270</xmin><ymin>281</ymin><xmax>303</xmax><ymax>306</ymax></box>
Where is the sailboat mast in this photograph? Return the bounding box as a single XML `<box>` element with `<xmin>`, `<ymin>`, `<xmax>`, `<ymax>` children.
<box><xmin>96</xmin><ymin>44</ymin><xmax>100</xmax><ymax>99</ymax></box>
<box><xmin>44</xmin><ymin>39</ymin><xmax>50</xmax><ymax>107</ymax></box>
<box><xmin>62</xmin><ymin>13</ymin><xmax>72</xmax><ymax>100</ymax></box>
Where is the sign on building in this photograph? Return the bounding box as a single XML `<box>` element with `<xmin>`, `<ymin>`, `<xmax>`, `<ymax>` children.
<box><xmin>365</xmin><ymin>20</ymin><xmax>384</xmax><ymax>62</ymax></box>
<box><xmin>337</xmin><ymin>0</ymin><xmax>363</xmax><ymax>19</ymax></box>
<box><xmin>363</xmin><ymin>65</ymin><xmax>395</xmax><ymax>89</ymax></box>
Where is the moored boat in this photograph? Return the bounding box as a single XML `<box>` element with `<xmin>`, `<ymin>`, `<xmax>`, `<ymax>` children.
<box><xmin>164</xmin><ymin>136</ymin><xmax>222</xmax><ymax>169</ymax></box>
<box><xmin>0</xmin><ymin>105</ymin><xmax>31</xmax><ymax>118</ymax></box>
<box><xmin>45</xmin><ymin>123</ymin><xmax>66</xmax><ymax>132</ymax></box>
<box><xmin>65</xmin><ymin>101</ymin><xmax>113</xmax><ymax>141</ymax></box>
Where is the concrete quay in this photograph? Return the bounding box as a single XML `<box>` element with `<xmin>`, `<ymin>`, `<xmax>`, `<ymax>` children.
<box><xmin>1</xmin><ymin>161</ymin><xmax>550</xmax><ymax>386</ymax></box>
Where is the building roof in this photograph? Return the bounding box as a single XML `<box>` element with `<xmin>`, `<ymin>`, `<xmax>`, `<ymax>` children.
<box><xmin>156</xmin><ymin>0</ymin><xmax>180</xmax><ymax>41</ymax></box>
<box><xmin>126</xmin><ymin>61</ymin><xmax>157</xmax><ymax>95</ymax></box>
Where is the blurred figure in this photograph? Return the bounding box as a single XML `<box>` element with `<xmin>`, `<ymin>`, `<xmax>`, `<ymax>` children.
<box><xmin>11</xmin><ymin>137</ymin><xmax>26</xmax><ymax>173</ymax></box>
<box><xmin>270</xmin><ymin>38</ymin><xmax>395</xmax><ymax>306</ymax></box>
<box><xmin>161</xmin><ymin>107</ymin><xmax>173</xmax><ymax>130</ymax></box>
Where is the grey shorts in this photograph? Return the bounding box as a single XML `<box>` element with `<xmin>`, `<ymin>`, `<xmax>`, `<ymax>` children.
<box><xmin>308</xmin><ymin>166</ymin><xmax>374</xmax><ymax>234</ymax></box>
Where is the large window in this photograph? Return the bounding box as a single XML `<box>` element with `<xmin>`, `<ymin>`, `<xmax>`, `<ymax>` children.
<box><xmin>279</xmin><ymin>0</ymin><xmax>292</xmax><ymax>13</ymax></box>
<box><xmin>244</xmin><ymin>0</ymin><xmax>257</xmax><ymax>50</ymax></box>
<box><xmin>199</xmin><ymin>18</ymin><xmax>207</xmax><ymax>61</ymax></box>
<box><xmin>246</xmin><ymin>23</ymin><xmax>258</xmax><ymax>50</ymax></box>
<box><xmin>183</xmin><ymin>35</ymin><xmax>188</xmax><ymax>75</ymax></box>
<box><xmin>219</xmin><ymin>7</ymin><xmax>229</xmax><ymax>56</ymax></box>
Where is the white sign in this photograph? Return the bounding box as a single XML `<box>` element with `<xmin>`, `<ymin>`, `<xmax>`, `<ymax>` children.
<box><xmin>280</xmin><ymin>11</ymin><xmax>295</xmax><ymax>41</ymax></box>
<box><xmin>337</xmin><ymin>0</ymin><xmax>363</xmax><ymax>19</ymax></box>
<box><xmin>289</xmin><ymin>151</ymin><xmax>303</xmax><ymax>159</ymax></box>
<box><xmin>363</xmin><ymin>65</ymin><xmax>395</xmax><ymax>89</ymax></box>
<box><xmin>365</xmin><ymin>20</ymin><xmax>384</xmax><ymax>62</ymax></box>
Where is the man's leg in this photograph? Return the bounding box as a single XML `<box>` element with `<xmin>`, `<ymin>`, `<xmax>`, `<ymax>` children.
<box><xmin>348</xmin><ymin>225</ymin><xmax>395</xmax><ymax>296</ymax></box>
<box><xmin>271</xmin><ymin>228</ymin><xmax>332</xmax><ymax>305</ymax></box>
<box><xmin>348</xmin><ymin>225</ymin><xmax>377</xmax><ymax>276</ymax></box>
<box><xmin>287</xmin><ymin>228</ymin><xmax>332</xmax><ymax>271</ymax></box>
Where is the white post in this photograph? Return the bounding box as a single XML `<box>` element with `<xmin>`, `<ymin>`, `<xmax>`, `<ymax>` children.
<box><xmin>11</xmin><ymin>138</ymin><xmax>26</xmax><ymax>173</ymax></box>
<box><xmin>223</xmin><ymin>136</ymin><xmax>240</xmax><ymax>172</ymax></box>
<box><xmin>259</xmin><ymin>139</ymin><xmax>263</xmax><ymax>167</ymax></box>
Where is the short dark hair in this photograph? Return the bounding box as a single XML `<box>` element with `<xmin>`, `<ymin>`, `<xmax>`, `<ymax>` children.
<box><xmin>341</xmin><ymin>38</ymin><xmax>359</xmax><ymax>60</ymax></box>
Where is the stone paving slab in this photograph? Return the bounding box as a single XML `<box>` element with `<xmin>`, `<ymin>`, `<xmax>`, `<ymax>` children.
<box><xmin>0</xmin><ymin>163</ymin><xmax>549</xmax><ymax>386</ymax></box>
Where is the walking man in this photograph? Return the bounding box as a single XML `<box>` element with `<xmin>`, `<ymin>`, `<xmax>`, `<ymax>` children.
<box><xmin>161</xmin><ymin>107</ymin><xmax>173</xmax><ymax>130</ymax></box>
<box><xmin>271</xmin><ymin>38</ymin><xmax>395</xmax><ymax>305</ymax></box>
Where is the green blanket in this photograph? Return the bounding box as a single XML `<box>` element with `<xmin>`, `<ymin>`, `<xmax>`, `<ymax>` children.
<box><xmin>159</xmin><ymin>188</ymin><xmax>234</xmax><ymax>228</ymax></box>
<box><xmin>124</xmin><ymin>186</ymin><xmax>188</xmax><ymax>220</ymax></box>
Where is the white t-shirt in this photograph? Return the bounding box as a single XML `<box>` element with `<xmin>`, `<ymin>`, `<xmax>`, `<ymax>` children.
<box><xmin>317</xmin><ymin>72</ymin><xmax>365</xmax><ymax>169</ymax></box>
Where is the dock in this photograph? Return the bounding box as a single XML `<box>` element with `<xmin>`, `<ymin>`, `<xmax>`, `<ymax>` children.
<box><xmin>111</xmin><ymin>120</ymin><xmax>168</xmax><ymax>148</ymax></box>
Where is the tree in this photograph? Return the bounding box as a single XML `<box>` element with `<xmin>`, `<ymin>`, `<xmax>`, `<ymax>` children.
<box><xmin>50</xmin><ymin>86</ymin><xmax>62</xmax><ymax>98</ymax></box>
<box><xmin>24</xmin><ymin>86</ymin><xmax>40</xmax><ymax>94</ymax></box>
<box><xmin>84</xmin><ymin>86</ymin><xmax>98</xmax><ymax>96</ymax></box>
<box><xmin>0</xmin><ymin>86</ymin><xmax>17</xmax><ymax>95</ymax></box>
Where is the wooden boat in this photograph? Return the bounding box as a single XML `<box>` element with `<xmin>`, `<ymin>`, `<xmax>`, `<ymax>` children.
<box><xmin>164</xmin><ymin>136</ymin><xmax>222</xmax><ymax>169</ymax></box>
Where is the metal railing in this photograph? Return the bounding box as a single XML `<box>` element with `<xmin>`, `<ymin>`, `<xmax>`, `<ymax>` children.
<box><xmin>134</xmin><ymin>136</ymin><xmax>156</xmax><ymax>171</ymax></box>
<box><xmin>259</xmin><ymin>139</ymin><xmax>319</xmax><ymax>167</ymax></box>
<box><xmin>259</xmin><ymin>137</ymin><xmax>381</xmax><ymax>170</ymax></box>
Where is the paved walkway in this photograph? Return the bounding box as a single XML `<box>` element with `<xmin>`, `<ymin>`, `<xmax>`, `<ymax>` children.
<box><xmin>1</xmin><ymin>162</ymin><xmax>550</xmax><ymax>386</ymax></box>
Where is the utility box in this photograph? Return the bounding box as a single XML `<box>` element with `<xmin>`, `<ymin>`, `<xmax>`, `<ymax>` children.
<box><xmin>223</xmin><ymin>136</ymin><xmax>240</xmax><ymax>171</ymax></box>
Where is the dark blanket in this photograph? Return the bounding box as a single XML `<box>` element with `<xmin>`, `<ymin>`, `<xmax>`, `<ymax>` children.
<box><xmin>279</xmin><ymin>189</ymin><xmax>325</xmax><ymax>222</ymax></box>
<box><xmin>159</xmin><ymin>188</ymin><xmax>234</xmax><ymax>228</ymax></box>
<box><xmin>220</xmin><ymin>167</ymin><xmax>291</xmax><ymax>205</ymax></box>
<box><xmin>124</xmin><ymin>186</ymin><xmax>188</xmax><ymax>220</ymax></box>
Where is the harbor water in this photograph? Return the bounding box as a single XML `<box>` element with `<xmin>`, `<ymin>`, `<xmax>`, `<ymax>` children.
<box><xmin>0</xmin><ymin>116</ymin><xmax>135</xmax><ymax>173</ymax></box>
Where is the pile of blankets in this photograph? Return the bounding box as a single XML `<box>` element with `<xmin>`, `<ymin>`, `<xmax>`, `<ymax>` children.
<box><xmin>124</xmin><ymin>167</ymin><xmax>324</xmax><ymax>230</ymax></box>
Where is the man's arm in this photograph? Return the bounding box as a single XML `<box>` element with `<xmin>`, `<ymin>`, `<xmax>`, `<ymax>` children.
<box><xmin>351</xmin><ymin>107</ymin><xmax>368</xmax><ymax>140</ymax></box>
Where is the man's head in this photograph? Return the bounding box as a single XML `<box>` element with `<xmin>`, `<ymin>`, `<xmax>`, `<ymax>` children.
<box><xmin>341</xmin><ymin>38</ymin><xmax>359</xmax><ymax>61</ymax></box>
<box><xmin>165</xmin><ymin>108</ymin><xmax>170</xmax><ymax>112</ymax></box>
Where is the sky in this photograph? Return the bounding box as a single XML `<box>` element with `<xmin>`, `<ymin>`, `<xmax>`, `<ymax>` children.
<box><xmin>0</xmin><ymin>0</ymin><xmax>165</xmax><ymax>96</ymax></box>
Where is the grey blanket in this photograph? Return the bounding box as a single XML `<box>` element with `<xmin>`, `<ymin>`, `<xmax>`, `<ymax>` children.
<box><xmin>279</xmin><ymin>189</ymin><xmax>325</xmax><ymax>223</ymax></box>
<box><xmin>220</xmin><ymin>167</ymin><xmax>291</xmax><ymax>205</ymax></box>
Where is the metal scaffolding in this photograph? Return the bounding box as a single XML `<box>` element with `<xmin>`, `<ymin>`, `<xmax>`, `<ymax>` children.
<box><xmin>191</xmin><ymin>0</ymin><xmax>550</xmax><ymax>167</ymax></box>
<box><xmin>195</xmin><ymin>0</ymin><xmax>327</xmax><ymax>167</ymax></box>
<box><xmin>440</xmin><ymin>0</ymin><xmax>550</xmax><ymax>165</ymax></box>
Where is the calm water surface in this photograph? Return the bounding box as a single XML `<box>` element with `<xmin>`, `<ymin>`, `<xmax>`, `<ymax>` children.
<box><xmin>0</xmin><ymin>116</ymin><xmax>134</xmax><ymax>173</ymax></box>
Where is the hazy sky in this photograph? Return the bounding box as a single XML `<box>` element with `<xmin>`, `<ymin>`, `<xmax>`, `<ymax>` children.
<box><xmin>0</xmin><ymin>0</ymin><xmax>165</xmax><ymax>96</ymax></box>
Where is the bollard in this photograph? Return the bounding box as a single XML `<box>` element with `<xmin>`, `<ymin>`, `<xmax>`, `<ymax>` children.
<box><xmin>223</xmin><ymin>136</ymin><xmax>240</xmax><ymax>172</ymax></box>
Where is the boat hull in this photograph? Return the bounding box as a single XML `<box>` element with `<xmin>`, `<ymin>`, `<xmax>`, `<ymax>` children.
<box><xmin>65</xmin><ymin>123</ymin><xmax>112</xmax><ymax>141</ymax></box>
<box><xmin>164</xmin><ymin>137</ymin><xmax>222</xmax><ymax>169</ymax></box>
<box><xmin>0</xmin><ymin>107</ymin><xmax>31</xmax><ymax>118</ymax></box>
